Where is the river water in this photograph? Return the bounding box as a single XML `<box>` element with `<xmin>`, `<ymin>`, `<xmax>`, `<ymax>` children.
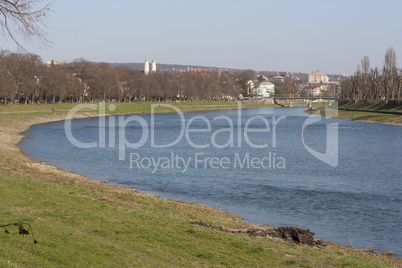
<box><xmin>21</xmin><ymin>106</ymin><xmax>402</xmax><ymax>255</ymax></box>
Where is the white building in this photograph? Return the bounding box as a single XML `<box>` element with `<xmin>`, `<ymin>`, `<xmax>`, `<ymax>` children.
<box><xmin>254</xmin><ymin>82</ymin><xmax>275</xmax><ymax>98</ymax></box>
<box><xmin>308</xmin><ymin>70</ymin><xmax>329</xmax><ymax>83</ymax></box>
<box><xmin>46</xmin><ymin>60</ymin><xmax>60</xmax><ymax>66</ymax></box>
<box><xmin>271</xmin><ymin>76</ymin><xmax>285</xmax><ymax>83</ymax></box>
<box><xmin>305</xmin><ymin>84</ymin><xmax>322</xmax><ymax>97</ymax></box>
<box><xmin>151</xmin><ymin>59</ymin><xmax>156</xmax><ymax>74</ymax></box>
<box><xmin>144</xmin><ymin>58</ymin><xmax>150</xmax><ymax>75</ymax></box>
<box><xmin>144</xmin><ymin>58</ymin><xmax>156</xmax><ymax>75</ymax></box>
<box><xmin>308</xmin><ymin>87</ymin><xmax>321</xmax><ymax>97</ymax></box>
<box><xmin>245</xmin><ymin>80</ymin><xmax>255</xmax><ymax>96</ymax></box>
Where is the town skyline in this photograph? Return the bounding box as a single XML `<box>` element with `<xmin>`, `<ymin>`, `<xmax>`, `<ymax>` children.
<box><xmin>1</xmin><ymin>0</ymin><xmax>401</xmax><ymax>75</ymax></box>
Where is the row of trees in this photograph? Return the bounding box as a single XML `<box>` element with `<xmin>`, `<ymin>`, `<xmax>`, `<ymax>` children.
<box><xmin>340</xmin><ymin>47</ymin><xmax>401</xmax><ymax>101</ymax></box>
<box><xmin>0</xmin><ymin>51</ymin><xmax>241</xmax><ymax>104</ymax></box>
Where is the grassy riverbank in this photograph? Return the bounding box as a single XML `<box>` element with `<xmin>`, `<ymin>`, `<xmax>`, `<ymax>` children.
<box><xmin>306</xmin><ymin>101</ymin><xmax>402</xmax><ymax>125</ymax></box>
<box><xmin>0</xmin><ymin>102</ymin><xmax>400</xmax><ymax>266</ymax></box>
<box><xmin>0</xmin><ymin>101</ymin><xmax>242</xmax><ymax>115</ymax></box>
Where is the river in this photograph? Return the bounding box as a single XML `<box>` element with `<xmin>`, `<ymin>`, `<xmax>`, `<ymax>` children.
<box><xmin>21</xmin><ymin>106</ymin><xmax>402</xmax><ymax>255</ymax></box>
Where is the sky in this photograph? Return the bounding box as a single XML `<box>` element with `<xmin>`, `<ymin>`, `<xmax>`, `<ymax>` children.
<box><xmin>1</xmin><ymin>0</ymin><xmax>401</xmax><ymax>75</ymax></box>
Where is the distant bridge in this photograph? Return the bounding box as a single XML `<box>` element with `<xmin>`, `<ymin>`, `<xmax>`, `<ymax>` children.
<box><xmin>271</xmin><ymin>94</ymin><xmax>339</xmax><ymax>100</ymax></box>
<box><xmin>271</xmin><ymin>95</ymin><xmax>339</xmax><ymax>108</ymax></box>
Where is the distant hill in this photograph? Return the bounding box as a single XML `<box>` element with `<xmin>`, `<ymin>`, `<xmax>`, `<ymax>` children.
<box><xmin>101</xmin><ymin>62</ymin><xmax>241</xmax><ymax>73</ymax></box>
<box><xmin>93</xmin><ymin>62</ymin><xmax>348</xmax><ymax>82</ymax></box>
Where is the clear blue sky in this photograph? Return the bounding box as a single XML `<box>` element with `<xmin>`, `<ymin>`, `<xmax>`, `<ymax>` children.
<box><xmin>1</xmin><ymin>0</ymin><xmax>401</xmax><ymax>74</ymax></box>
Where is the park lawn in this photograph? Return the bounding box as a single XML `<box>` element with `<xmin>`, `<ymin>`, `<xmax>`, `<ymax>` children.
<box><xmin>305</xmin><ymin>101</ymin><xmax>402</xmax><ymax>125</ymax></box>
<box><xmin>0</xmin><ymin>102</ymin><xmax>400</xmax><ymax>267</ymax></box>
<box><xmin>336</xmin><ymin>101</ymin><xmax>402</xmax><ymax>113</ymax></box>
<box><xmin>0</xmin><ymin>101</ymin><xmax>239</xmax><ymax>114</ymax></box>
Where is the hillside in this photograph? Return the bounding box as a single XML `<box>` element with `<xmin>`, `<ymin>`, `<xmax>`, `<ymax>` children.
<box><xmin>102</xmin><ymin>62</ymin><xmax>239</xmax><ymax>73</ymax></box>
<box><xmin>95</xmin><ymin>62</ymin><xmax>349</xmax><ymax>83</ymax></box>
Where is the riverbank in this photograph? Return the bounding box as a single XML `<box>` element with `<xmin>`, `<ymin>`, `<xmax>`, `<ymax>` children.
<box><xmin>305</xmin><ymin>101</ymin><xmax>402</xmax><ymax>125</ymax></box>
<box><xmin>0</xmin><ymin>102</ymin><xmax>400</xmax><ymax>266</ymax></box>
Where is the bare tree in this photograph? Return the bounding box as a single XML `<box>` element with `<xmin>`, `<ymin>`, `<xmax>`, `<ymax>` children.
<box><xmin>384</xmin><ymin>47</ymin><xmax>398</xmax><ymax>100</ymax></box>
<box><xmin>384</xmin><ymin>47</ymin><xmax>397</xmax><ymax>71</ymax></box>
<box><xmin>341</xmin><ymin>48</ymin><xmax>400</xmax><ymax>102</ymax></box>
<box><xmin>0</xmin><ymin>51</ymin><xmax>243</xmax><ymax>103</ymax></box>
<box><xmin>361</xmin><ymin>55</ymin><xmax>370</xmax><ymax>75</ymax></box>
<box><xmin>0</xmin><ymin>0</ymin><xmax>52</xmax><ymax>49</ymax></box>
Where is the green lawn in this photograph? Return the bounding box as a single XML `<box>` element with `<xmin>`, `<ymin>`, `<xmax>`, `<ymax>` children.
<box><xmin>305</xmin><ymin>101</ymin><xmax>402</xmax><ymax>125</ymax></box>
<box><xmin>0</xmin><ymin>101</ymin><xmax>240</xmax><ymax>114</ymax></box>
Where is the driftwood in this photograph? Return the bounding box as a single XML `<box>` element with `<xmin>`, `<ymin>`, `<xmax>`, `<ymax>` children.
<box><xmin>189</xmin><ymin>221</ymin><xmax>325</xmax><ymax>247</ymax></box>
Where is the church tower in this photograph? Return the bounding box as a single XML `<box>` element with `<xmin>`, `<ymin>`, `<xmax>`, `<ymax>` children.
<box><xmin>144</xmin><ymin>58</ymin><xmax>150</xmax><ymax>75</ymax></box>
<box><xmin>151</xmin><ymin>59</ymin><xmax>156</xmax><ymax>74</ymax></box>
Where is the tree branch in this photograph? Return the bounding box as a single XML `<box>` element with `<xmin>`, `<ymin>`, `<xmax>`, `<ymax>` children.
<box><xmin>0</xmin><ymin>0</ymin><xmax>52</xmax><ymax>50</ymax></box>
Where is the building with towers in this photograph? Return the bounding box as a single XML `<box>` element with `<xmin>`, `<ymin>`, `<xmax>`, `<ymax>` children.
<box><xmin>144</xmin><ymin>58</ymin><xmax>150</xmax><ymax>75</ymax></box>
<box><xmin>308</xmin><ymin>70</ymin><xmax>328</xmax><ymax>83</ymax></box>
<box><xmin>144</xmin><ymin>58</ymin><xmax>156</xmax><ymax>75</ymax></box>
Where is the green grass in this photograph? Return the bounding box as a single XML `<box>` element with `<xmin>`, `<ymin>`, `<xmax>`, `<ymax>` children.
<box><xmin>0</xmin><ymin>103</ymin><xmax>400</xmax><ymax>266</ymax></box>
<box><xmin>1</xmin><ymin>162</ymin><xmax>397</xmax><ymax>266</ymax></box>
<box><xmin>0</xmin><ymin>101</ymin><xmax>244</xmax><ymax>118</ymax></box>
<box><xmin>0</xmin><ymin>100</ymin><xmax>306</xmax><ymax>117</ymax></box>
<box><xmin>305</xmin><ymin>101</ymin><xmax>402</xmax><ymax>125</ymax></box>
<box><xmin>337</xmin><ymin>100</ymin><xmax>402</xmax><ymax>113</ymax></box>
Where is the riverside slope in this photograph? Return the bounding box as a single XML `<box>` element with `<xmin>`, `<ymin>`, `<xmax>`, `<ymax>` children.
<box><xmin>0</xmin><ymin>102</ymin><xmax>400</xmax><ymax>267</ymax></box>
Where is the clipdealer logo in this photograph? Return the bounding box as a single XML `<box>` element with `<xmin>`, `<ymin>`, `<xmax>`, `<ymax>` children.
<box><xmin>64</xmin><ymin>102</ymin><xmax>339</xmax><ymax>172</ymax></box>
<box><xmin>128</xmin><ymin>152</ymin><xmax>286</xmax><ymax>174</ymax></box>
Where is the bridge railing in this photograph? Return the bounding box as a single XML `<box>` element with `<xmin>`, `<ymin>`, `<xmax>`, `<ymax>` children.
<box><xmin>271</xmin><ymin>94</ymin><xmax>339</xmax><ymax>99</ymax></box>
